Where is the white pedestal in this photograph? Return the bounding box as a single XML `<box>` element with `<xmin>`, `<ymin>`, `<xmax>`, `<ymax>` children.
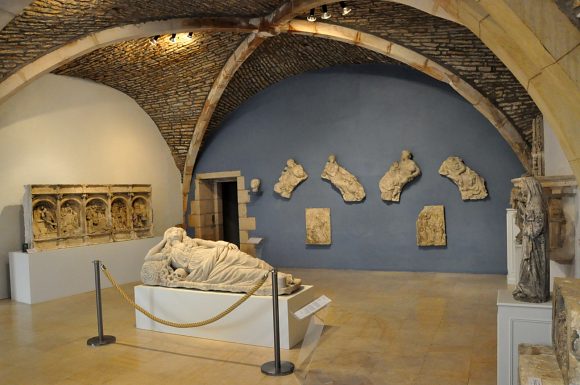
<box><xmin>497</xmin><ymin>289</ymin><xmax>552</xmax><ymax>385</ymax></box>
<box><xmin>134</xmin><ymin>285</ymin><xmax>315</xmax><ymax>349</ymax></box>
<box><xmin>9</xmin><ymin>237</ymin><xmax>161</xmax><ymax>304</ymax></box>
<box><xmin>506</xmin><ymin>208</ymin><xmax>522</xmax><ymax>285</ymax></box>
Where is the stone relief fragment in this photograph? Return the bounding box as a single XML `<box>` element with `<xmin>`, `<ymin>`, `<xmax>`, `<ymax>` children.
<box><xmin>379</xmin><ymin>150</ymin><xmax>421</xmax><ymax>202</ymax></box>
<box><xmin>552</xmin><ymin>278</ymin><xmax>580</xmax><ymax>385</ymax></box>
<box><xmin>23</xmin><ymin>184</ymin><xmax>153</xmax><ymax>251</ymax></box>
<box><xmin>438</xmin><ymin>156</ymin><xmax>488</xmax><ymax>200</ymax></box>
<box><xmin>512</xmin><ymin>176</ymin><xmax>549</xmax><ymax>303</ymax></box>
<box><xmin>321</xmin><ymin>154</ymin><xmax>365</xmax><ymax>202</ymax></box>
<box><xmin>305</xmin><ymin>208</ymin><xmax>331</xmax><ymax>245</ymax></box>
<box><xmin>416</xmin><ymin>205</ymin><xmax>446</xmax><ymax>246</ymax></box>
<box><xmin>274</xmin><ymin>159</ymin><xmax>308</xmax><ymax>199</ymax></box>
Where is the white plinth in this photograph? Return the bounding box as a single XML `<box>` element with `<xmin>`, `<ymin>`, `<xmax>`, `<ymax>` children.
<box><xmin>134</xmin><ymin>285</ymin><xmax>315</xmax><ymax>349</ymax></box>
<box><xmin>497</xmin><ymin>289</ymin><xmax>552</xmax><ymax>385</ymax></box>
<box><xmin>9</xmin><ymin>237</ymin><xmax>161</xmax><ymax>304</ymax></box>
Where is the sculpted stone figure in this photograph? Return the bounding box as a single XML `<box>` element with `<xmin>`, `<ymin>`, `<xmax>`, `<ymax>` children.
<box><xmin>274</xmin><ymin>159</ymin><xmax>308</xmax><ymax>199</ymax></box>
<box><xmin>32</xmin><ymin>204</ymin><xmax>57</xmax><ymax>237</ymax></box>
<box><xmin>416</xmin><ymin>205</ymin><xmax>446</xmax><ymax>246</ymax></box>
<box><xmin>512</xmin><ymin>177</ymin><xmax>549</xmax><ymax>303</ymax></box>
<box><xmin>321</xmin><ymin>154</ymin><xmax>366</xmax><ymax>202</ymax></box>
<box><xmin>438</xmin><ymin>156</ymin><xmax>488</xmax><ymax>200</ymax></box>
<box><xmin>379</xmin><ymin>150</ymin><xmax>421</xmax><ymax>202</ymax></box>
<box><xmin>141</xmin><ymin>227</ymin><xmax>302</xmax><ymax>295</ymax></box>
<box><xmin>60</xmin><ymin>202</ymin><xmax>80</xmax><ymax>236</ymax></box>
<box><xmin>305</xmin><ymin>208</ymin><xmax>331</xmax><ymax>245</ymax></box>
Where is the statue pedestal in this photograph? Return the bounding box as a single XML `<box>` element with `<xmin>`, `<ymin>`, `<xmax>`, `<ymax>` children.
<box><xmin>8</xmin><ymin>236</ymin><xmax>161</xmax><ymax>304</ymax></box>
<box><xmin>134</xmin><ymin>285</ymin><xmax>315</xmax><ymax>349</ymax></box>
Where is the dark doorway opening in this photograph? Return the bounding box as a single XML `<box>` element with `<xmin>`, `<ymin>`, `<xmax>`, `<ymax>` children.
<box><xmin>220</xmin><ymin>181</ymin><xmax>240</xmax><ymax>246</ymax></box>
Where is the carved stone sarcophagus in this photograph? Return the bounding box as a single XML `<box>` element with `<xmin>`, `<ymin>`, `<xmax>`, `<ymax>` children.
<box><xmin>23</xmin><ymin>184</ymin><xmax>153</xmax><ymax>251</ymax></box>
<box><xmin>553</xmin><ymin>278</ymin><xmax>580</xmax><ymax>385</ymax></box>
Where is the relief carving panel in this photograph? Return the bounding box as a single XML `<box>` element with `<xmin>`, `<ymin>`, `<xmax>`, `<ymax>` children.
<box><xmin>321</xmin><ymin>154</ymin><xmax>365</xmax><ymax>202</ymax></box>
<box><xmin>379</xmin><ymin>150</ymin><xmax>421</xmax><ymax>202</ymax></box>
<box><xmin>416</xmin><ymin>205</ymin><xmax>446</xmax><ymax>247</ymax></box>
<box><xmin>305</xmin><ymin>208</ymin><xmax>331</xmax><ymax>245</ymax></box>
<box><xmin>23</xmin><ymin>184</ymin><xmax>153</xmax><ymax>251</ymax></box>
<box><xmin>274</xmin><ymin>159</ymin><xmax>308</xmax><ymax>199</ymax></box>
<box><xmin>439</xmin><ymin>156</ymin><xmax>488</xmax><ymax>200</ymax></box>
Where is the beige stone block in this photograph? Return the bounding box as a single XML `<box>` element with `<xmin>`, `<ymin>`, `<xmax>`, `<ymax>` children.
<box><xmin>457</xmin><ymin>1</ymin><xmax>489</xmax><ymax>35</ymax></box>
<box><xmin>518</xmin><ymin>344</ymin><xmax>563</xmax><ymax>385</ymax></box>
<box><xmin>236</xmin><ymin>176</ymin><xmax>245</xmax><ymax>190</ymax></box>
<box><xmin>389</xmin><ymin>44</ymin><xmax>428</xmax><ymax>73</ymax></box>
<box><xmin>188</xmin><ymin>214</ymin><xmax>200</xmax><ymax>228</ymax></box>
<box><xmin>238</xmin><ymin>203</ymin><xmax>248</xmax><ymax>218</ymax></box>
<box><xmin>239</xmin><ymin>243</ymin><xmax>256</xmax><ymax>257</ymax></box>
<box><xmin>239</xmin><ymin>217</ymin><xmax>256</xmax><ymax>231</ymax></box>
<box><xmin>479</xmin><ymin>6</ymin><xmax>554</xmax><ymax>85</ymax></box>
<box><xmin>237</xmin><ymin>190</ymin><xmax>250</xmax><ymax>204</ymax></box>
<box><xmin>189</xmin><ymin>200</ymin><xmax>200</xmax><ymax>215</ymax></box>
<box><xmin>198</xmin><ymin>199</ymin><xmax>215</xmax><ymax>215</ymax></box>
<box><xmin>196</xmin><ymin>171</ymin><xmax>241</xmax><ymax>180</ymax></box>
<box><xmin>195</xmin><ymin>181</ymin><xmax>213</xmax><ymax>201</ymax></box>
<box><xmin>239</xmin><ymin>230</ymin><xmax>249</xmax><ymax>243</ymax></box>
<box><xmin>558</xmin><ymin>45</ymin><xmax>579</xmax><ymax>86</ymax></box>
<box><xmin>0</xmin><ymin>73</ymin><xmax>25</xmax><ymax>102</ymax></box>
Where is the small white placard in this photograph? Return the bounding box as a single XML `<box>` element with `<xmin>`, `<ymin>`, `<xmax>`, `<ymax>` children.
<box><xmin>528</xmin><ymin>378</ymin><xmax>542</xmax><ymax>385</ymax></box>
<box><xmin>247</xmin><ymin>237</ymin><xmax>263</xmax><ymax>245</ymax></box>
<box><xmin>294</xmin><ymin>295</ymin><xmax>332</xmax><ymax>320</ymax></box>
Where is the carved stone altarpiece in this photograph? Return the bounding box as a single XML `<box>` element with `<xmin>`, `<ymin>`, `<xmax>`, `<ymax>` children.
<box><xmin>305</xmin><ymin>208</ymin><xmax>331</xmax><ymax>245</ymax></box>
<box><xmin>24</xmin><ymin>184</ymin><xmax>153</xmax><ymax>251</ymax></box>
<box><xmin>416</xmin><ymin>205</ymin><xmax>446</xmax><ymax>246</ymax></box>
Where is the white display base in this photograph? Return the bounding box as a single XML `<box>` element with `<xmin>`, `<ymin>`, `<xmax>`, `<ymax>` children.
<box><xmin>497</xmin><ymin>289</ymin><xmax>552</xmax><ymax>385</ymax></box>
<box><xmin>135</xmin><ymin>285</ymin><xmax>315</xmax><ymax>349</ymax></box>
<box><xmin>9</xmin><ymin>237</ymin><xmax>161</xmax><ymax>304</ymax></box>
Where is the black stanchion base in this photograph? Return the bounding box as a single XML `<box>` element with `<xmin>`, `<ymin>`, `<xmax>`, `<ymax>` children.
<box><xmin>86</xmin><ymin>335</ymin><xmax>116</xmax><ymax>347</ymax></box>
<box><xmin>260</xmin><ymin>361</ymin><xmax>295</xmax><ymax>376</ymax></box>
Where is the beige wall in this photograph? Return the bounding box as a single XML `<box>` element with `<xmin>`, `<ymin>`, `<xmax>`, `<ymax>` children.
<box><xmin>0</xmin><ymin>74</ymin><xmax>182</xmax><ymax>299</ymax></box>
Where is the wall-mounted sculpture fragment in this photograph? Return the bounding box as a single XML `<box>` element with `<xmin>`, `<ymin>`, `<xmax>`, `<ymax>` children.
<box><xmin>250</xmin><ymin>178</ymin><xmax>261</xmax><ymax>193</ymax></box>
<box><xmin>24</xmin><ymin>184</ymin><xmax>153</xmax><ymax>251</ymax></box>
<box><xmin>438</xmin><ymin>156</ymin><xmax>488</xmax><ymax>200</ymax></box>
<box><xmin>511</xmin><ymin>176</ymin><xmax>549</xmax><ymax>303</ymax></box>
<box><xmin>305</xmin><ymin>208</ymin><xmax>331</xmax><ymax>245</ymax></box>
<box><xmin>321</xmin><ymin>154</ymin><xmax>365</xmax><ymax>202</ymax></box>
<box><xmin>274</xmin><ymin>159</ymin><xmax>308</xmax><ymax>198</ymax></box>
<box><xmin>416</xmin><ymin>205</ymin><xmax>446</xmax><ymax>246</ymax></box>
<box><xmin>379</xmin><ymin>150</ymin><xmax>421</xmax><ymax>202</ymax></box>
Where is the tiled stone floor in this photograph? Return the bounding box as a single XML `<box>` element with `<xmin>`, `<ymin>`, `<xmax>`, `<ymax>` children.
<box><xmin>0</xmin><ymin>268</ymin><xmax>503</xmax><ymax>384</ymax></box>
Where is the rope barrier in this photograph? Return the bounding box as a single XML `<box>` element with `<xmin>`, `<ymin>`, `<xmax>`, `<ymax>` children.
<box><xmin>101</xmin><ymin>264</ymin><xmax>269</xmax><ymax>328</ymax></box>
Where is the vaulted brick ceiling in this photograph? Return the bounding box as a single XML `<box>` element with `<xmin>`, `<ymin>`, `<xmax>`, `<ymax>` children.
<box><xmin>1</xmin><ymin>0</ymin><xmax>541</xmax><ymax>176</ymax></box>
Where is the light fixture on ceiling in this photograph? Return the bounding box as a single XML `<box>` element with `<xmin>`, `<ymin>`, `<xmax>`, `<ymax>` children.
<box><xmin>186</xmin><ymin>32</ymin><xmax>193</xmax><ymax>39</ymax></box>
<box><xmin>149</xmin><ymin>35</ymin><xmax>160</xmax><ymax>45</ymax></box>
<box><xmin>321</xmin><ymin>5</ymin><xmax>331</xmax><ymax>19</ymax></box>
<box><xmin>170</xmin><ymin>33</ymin><xmax>177</xmax><ymax>43</ymax></box>
<box><xmin>307</xmin><ymin>8</ymin><xmax>316</xmax><ymax>22</ymax></box>
<box><xmin>340</xmin><ymin>1</ymin><xmax>352</xmax><ymax>16</ymax></box>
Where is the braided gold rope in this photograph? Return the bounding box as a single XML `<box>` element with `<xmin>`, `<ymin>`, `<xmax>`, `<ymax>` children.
<box><xmin>101</xmin><ymin>264</ymin><xmax>269</xmax><ymax>328</ymax></box>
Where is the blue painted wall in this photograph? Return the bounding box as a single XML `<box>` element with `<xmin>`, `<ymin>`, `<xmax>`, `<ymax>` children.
<box><xmin>191</xmin><ymin>64</ymin><xmax>524</xmax><ymax>274</ymax></box>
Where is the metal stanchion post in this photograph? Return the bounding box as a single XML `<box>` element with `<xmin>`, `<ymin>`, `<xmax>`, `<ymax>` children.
<box><xmin>261</xmin><ymin>268</ymin><xmax>294</xmax><ymax>376</ymax></box>
<box><xmin>87</xmin><ymin>260</ymin><xmax>116</xmax><ymax>347</ymax></box>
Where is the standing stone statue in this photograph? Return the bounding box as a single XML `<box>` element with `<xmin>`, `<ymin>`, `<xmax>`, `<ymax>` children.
<box><xmin>439</xmin><ymin>156</ymin><xmax>488</xmax><ymax>200</ymax></box>
<box><xmin>512</xmin><ymin>176</ymin><xmax>550</xmax><ymax>303</ymax></box>
<box><xmin>379</xmin><ymin>150</ymin><xmax>421</xmax><ymax>202</ymax></box>
<box><xmin>274</xmin><ymin>159</ymin><xmax>308</xmax><ymax>199</ymax></box>
<box><xmin>321</xmin><ymin>154</ymin><xmax>366</xmax><ymax>202</ymax></box>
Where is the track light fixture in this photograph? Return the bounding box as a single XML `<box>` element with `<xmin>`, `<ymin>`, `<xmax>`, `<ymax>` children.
<box><xmin>307</xmin><ymin>8</ymin><xmax>317</xmax><ymax>22</ymax></box>
<box><xmin>321</xmin><ymin>4</ymin><xmax>331</xmax><ymax>19</ymax></box>
<box><xmin>186</xmin><ymin>32</ymin><xmax>193</xmax><ymax>39</ymax></box>
<box><xmin>149</xmin><ymin>35</ymin><xmax>160</xmax><ymax>45</ymax></box>
<box><xmin>169</xmin><ymin>33</ymin><xmax>177</xmax><ymax>43</ymax></box>
<box><xmin>340</xmin><ymin>1</ymin><xmax>352</xmax><ymax>16</ymax></box>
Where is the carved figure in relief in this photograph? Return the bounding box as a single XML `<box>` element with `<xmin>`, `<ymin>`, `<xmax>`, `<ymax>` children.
<box><xmin>132</xmin><ymin>199</ymin><xmax>149</xmax><ymax>228</ymax></box>
<box><xmin>274</xmin><ymin>159</ymin><xmax>308</xmax><ymax>199</ymax></box>
<box><xmin>512</xmin><ymin>177</ymin><xmax>549</xmax><ymax>303</ymax></box>
<box><xmin>306</xmin><ymin>208</ymin><xmax>331</xmax><ymax>245</ymax></box>
<box><xmin>379</xmin><ymin>150</ymin><xmax>421</xmax><ymax>202</ymax></box>
<box><xmin>321</xmin><ymin>154</ymin><xmax>365</xmax><ymax>202</ymax></box>
<box><xmin>60</xmin><ymin>202</ymin><xmax>80</xmax><ymax>236</ymax></box>
<box><xmin>141</xmin><ymin>227</ymin><xmax>302</xmax><ymax>295</ymax></box>
<box><xmin>416</xmin><ymin>205</ymin><xmax>446</xmax><ymax>246</ymax></box>
<box><xmin>438</xmin><ymin>156</ymin><xmax>488</xmax><ymax>200</ymax></box>
<box><xmin>111</xmin><ymin>201</ymin><xmax>128</xmax><ymax>230</ymax></box>
<box><xmin>86</xmin><ymin>201</ymin><xmax>108</xmax><ymax>234</ymax></box>
<box><xmin>32</xmin><ymin>204</ymin><xmax>57</xmax><ymax>237</ymax></box>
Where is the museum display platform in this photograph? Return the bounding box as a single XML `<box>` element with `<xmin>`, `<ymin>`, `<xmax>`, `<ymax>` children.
<box><xmin>9</xmin><ymin>236</ymin><xmax>161</xmax><ymax>304</ymax></box>
<box><xmin>497</xmin><ymin>289</ymin><xmax>553</xmax><ymax>385</ymax></box>
<box><xmin>135</xmin><ymin>284</ymin><xmax>315</xmax><ymax>349</ymax></box>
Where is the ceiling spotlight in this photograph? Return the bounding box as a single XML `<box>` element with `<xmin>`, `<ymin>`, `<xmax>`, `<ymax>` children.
<box><xmin>340</xmin><ymin>1</ymin><xmax>352</xmax><ymax>16</ymax></box>
<box><xmin>321</xmin><ymin>4</ymin><xmax>331</xmax><ymax>19</ymax></box>
<box><xmin>307</xmin><ymin>8</ymin><xmax>316</xmax><ymax>22</ymax></box>
<box><xmin>149</xmin><ymin>35</ymin><xmax>160</xmax><ymax>45</ymax></box>
<box><xmin>186</xmin><ymin>32</ymin><xmax>193</xmax><ymax>39</ymax></box>
<box><xmin>169</xmin><ymin>33</ymin><xmax>177</xmax><ymax>43</ymax></box>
